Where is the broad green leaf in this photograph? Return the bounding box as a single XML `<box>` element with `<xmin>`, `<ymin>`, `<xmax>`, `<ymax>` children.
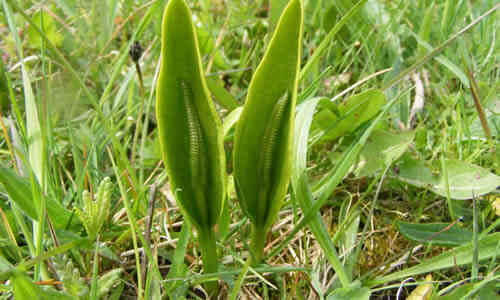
<box><xmin>233</xmin><ymin>0</ymin><xmax>303</xmax><ymax>263</ymax></box>
<box><xmin>10</xmin><ymin>271</ymin><xmax>74</xmax><ymax>300</ymax></box>
<box><xmin>11</xmin><ymin>271</ymin><xmax>48</xmax><ymax>300</ymax></box>
<box><xmin>396</xmin><ymin>221</ymin><xmax>473</xmax><ymax>246</ymax></box>
<box><xmin>157</xmin><ymin>0</ymin><xmax>225</xmax><ymax>283</ymax></box>
<box><xmin>397</xmin><ymin>158</ymin><xmax>500</xmax><ymax>200</ymax></box>
<box><xmin>366</xmin><ymin>232</ymin><xmax>500</xmax><ymax>287</ymax></box>
<box><xmin>0</xmin><ymin>166</ymin><xmax>36</xmax><ymax>220</ymax></box>
<box><xmin>0</xmin><ymin>166</ymin><xmax>77</xmax><ymax>229</ymax></box>
<box><xmin>156</xmin><ymin>0</ymin><xmax>225</xmax><ymax>232</ymax></box>
<box><xmin>326</xmin><ymin>281</ymin><xmax>371</xmax><ymax>300</ymax></box>
<box><xmin>269</xmin><ymin>0</ymin><xmax>289</xmax><ymax>28</ymax></box>
<box><xmin>354</xmin><ymin>129</ymin><xmax>415</xmax><ymax>177</ymax></box>
<box><xmin>313</xmin><ymin>89</ymin><xmax>385</xmax><ymax>142</ymax></box>
<box><xmin>26</xmin><ymin>10</ymin><xmax>64</xmax><ymax>49</ymax></box>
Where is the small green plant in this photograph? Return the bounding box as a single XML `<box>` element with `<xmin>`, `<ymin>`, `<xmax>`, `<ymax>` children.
<box><xmin>53</xmin><ymin>255</ymin><xmax>89</xmax><ymax>298</ymax></box>
<box><xmin>75</xmin><ymin>177</ymin><xmax>112</xmax><ymax>240</ymax></box>
<box><xmin>155</xmin><ymin>0</ymin><xmax>226</xmax><ymax>290</ymax></box>
<box><xmin>233</xmin><ymin>0</ymin><xmax>303</xmax><ymax>264</ymax></box>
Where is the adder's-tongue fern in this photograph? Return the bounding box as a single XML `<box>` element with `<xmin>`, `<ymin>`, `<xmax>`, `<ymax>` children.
<box><xmin>156</xmin><ymin>0</ymin><xmax>226</xmax><ymax>292</ymax></box>
<box><xmin>181</xmin><ymin>79</ymin><xmax>209</xmax><ymax>226</ymax></box>
<box><xmin>233</xmin><ymin>0</ymin><xmax>303</xmax><ymax>264</ymax></box>
<box><xmin>256</xmin><ymin>91</ymin><xmax>290</xmax><ymax>224</ymax></box>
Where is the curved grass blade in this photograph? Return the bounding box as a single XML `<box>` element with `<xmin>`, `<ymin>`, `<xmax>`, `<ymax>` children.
<box><xmin>291</xmin><ymin>97</ymin><xmax>350</xmax><ymax>287</ymax></box>
<box><xmin>0</xmin><ymin>166</ymin><xmax>77</xmax><ymax>229</ymax></box>
<box><xmin>365</xmin><ymin>232</ymin><xmax>500</xmax><ymax>287</ymax></box>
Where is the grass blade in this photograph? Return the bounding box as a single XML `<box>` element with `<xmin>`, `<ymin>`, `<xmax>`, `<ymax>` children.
<box><xmin>383</xmin><ymin>3</ymin><xmax>500</xmax><ymax>90</ymax></box>
<box><xmin>365</xmin><ymin>232</ymin><xmax>500</xmax><ymax>287</ymax></box>
<box><xmin>299</xmin><ymin>0</ymin><xmax>368</xmax><ymax>82</ymax></box>
<box><xmin>292</xmin><ymin>97</ymin><xmax>350</xmax><ymax>287</ymax></box>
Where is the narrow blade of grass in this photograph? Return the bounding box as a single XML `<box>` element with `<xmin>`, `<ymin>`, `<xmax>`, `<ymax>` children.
<box><xmin>299</xmin><ymin>0</ymin><xmax>368</xmax><ymax>82</ymax></box>
<box><xmin>383</xmin><ymin>3</ymin><xmax>500</xmax><ymax>90</ymax></box>
<box><xmin>292</xmin><ymin>97</ymin><xmax>350</xmax><ymax>287</ymax></box>
<box><xmin>365</xmin><ymin>232</ymin><xmax>500</xmax><ymax>287</ymax></box>
<box><xmin>164</xmin><ymin>220</ymin><xmax>191</xmax><ymax>297</ymax></box>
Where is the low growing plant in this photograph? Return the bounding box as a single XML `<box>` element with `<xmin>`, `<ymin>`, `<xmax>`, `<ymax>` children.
<box><xmin>232</xmin><ymin>0</ymin><xmax>303</xmax><ymax>264</ymax></box>
<box><xmin>75</xmin><ymin>177</ymin><xmax>112</xmax><ymax>240</ymax></box>
<box><xmin>156</xmin><ymin>0</ymin><xmax>304</xmax><ymax>273</ymax></box>
<box><xmin>155</xmin><ymin>0</ymin><xmax>226</xmax><ymax>291</ymax></box>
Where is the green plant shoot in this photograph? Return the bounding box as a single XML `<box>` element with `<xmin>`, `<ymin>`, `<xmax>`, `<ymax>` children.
<box><xmin>233</xmin><ymin>0</ymin><xmax>303</xmax><ymax>264</ymax></box>
<box><xmin>75</xmin><ymin>177</ymin><xmax>112</xmax><ymax>240</ymax></box>
<box><xmin>156</xmin><ymin>0</ymin><xmax>226</xmax><ymax>282</ymax></box>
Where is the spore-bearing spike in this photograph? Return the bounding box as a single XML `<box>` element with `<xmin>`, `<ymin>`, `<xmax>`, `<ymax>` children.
<box><xmin>256</xmin><ymin>91</ymin><xmax>290</xmax><ymax>223</ymax></box>
<box><xmin>180</xmin><ymin>79</ymin><xmax>209</xmax><ymax>225</ymax></box>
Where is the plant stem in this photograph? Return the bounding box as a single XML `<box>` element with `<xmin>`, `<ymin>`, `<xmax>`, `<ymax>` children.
<box><xmin>130</xmin><ymin>58</ymin><xmax>145</xmax><ymax>165</ymax></box>
<box><xmin>250</xmin><ymin>225</ymin><xmax>267</xmax><ymax>265</ymax></box>
<box><xmin>198</xmin><ymin>227</ymin><xmax>218</xmax><ymax>294</ymax></box>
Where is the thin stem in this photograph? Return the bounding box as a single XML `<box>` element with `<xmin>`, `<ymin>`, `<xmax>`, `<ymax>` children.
<box><xmin>198</xmin><ymin>227</ymin><xmax>218</xmax><ymax>294</ymax></box>
<box><xmin>467</xmin><ymin>68</ymin><xmax>495</xmax><ymax>162</ymax></box>
<box><xmin>230</xmin><ymin>258</ymin><xmax>251</xmax><ymax>300</ymax></box>
<box><xmin>108</xmin><ymin>148</ymin><xmax>143</xmax><ymax>299</ymax></box>
<box><xmin>131</xmin><ymin>59</ymin><xmax>145</xmax><ymax>164</ymax></box>
<box><xmin>250</xmin><ymin>224</ymin><xmax>267</xmax><ymax>266</ymax></box>
<box><xmin>472</xmin><ymin>195</ymin><xmax>479</xmax><ymax>281</ymax></box>
<box><xmin>141</xmin><ymin>184</ymin><xmax>157</xmax><ymax>285</ymax></box>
